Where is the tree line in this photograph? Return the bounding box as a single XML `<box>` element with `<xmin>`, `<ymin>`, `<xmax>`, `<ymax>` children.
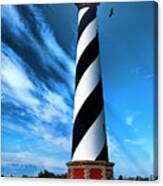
<box><xmin>1</xmin><ymin>170</ymin><xmax>156</xmax><ymax>180</ymax></box>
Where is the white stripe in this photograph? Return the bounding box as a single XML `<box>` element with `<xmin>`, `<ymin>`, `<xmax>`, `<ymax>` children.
<box><xmin>76</xmin><ymin>18</ymin><xmax>97</xmax><ymax>63</ymax></box>
<box><xmin>72</xmin><ymin>110</ymin><xmax>105</xmax><ymax>161</ymax></box>
<box><xmin>78</xmin><ymin>7</ymin><xmax>90</xmax><ymax>25</ymax></box>
<box><xmin>73</xmin><ymin>57</ymin><xmax>100</xmax><ymax>122</ymax></box>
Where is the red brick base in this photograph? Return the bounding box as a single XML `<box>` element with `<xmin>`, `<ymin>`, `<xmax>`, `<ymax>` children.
<box><xmin>67</xmin><ymin>160</ymin><xmax>114</xmax><ymax>180</ymax></box>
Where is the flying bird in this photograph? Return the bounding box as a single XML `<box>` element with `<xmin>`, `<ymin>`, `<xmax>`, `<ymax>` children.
<box><xmin>109</xmin><ymin>8</ymin><xmax>114</xmax><ymax>18</ymax></box>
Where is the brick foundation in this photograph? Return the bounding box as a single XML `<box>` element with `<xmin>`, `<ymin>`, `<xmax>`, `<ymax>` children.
<box><xmin>67</xmin><ymin>160</ymin><xmax>114</xmax><ymax>180</ymax></box>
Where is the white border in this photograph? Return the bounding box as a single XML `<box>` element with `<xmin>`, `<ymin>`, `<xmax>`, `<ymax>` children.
<box><xmin>0</xmin><ymin>0</ymin><xmax>162</xmax><ymax>186</ymax></box>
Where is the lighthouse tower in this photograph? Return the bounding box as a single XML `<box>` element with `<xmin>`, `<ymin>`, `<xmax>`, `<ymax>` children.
<box><xmin>67</xmin><ymin>3</ymin><xmax>114</xmax><ymax>179</ymax></box>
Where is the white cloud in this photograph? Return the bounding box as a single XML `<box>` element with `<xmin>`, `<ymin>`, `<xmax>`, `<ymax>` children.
<box><xmin>29</xmin><ymin>5</ymin><xmax>74</xmax><ymax>75</ymax></box>
<box><xmin>45</xmin><ymin>91</ymin><xmax>70</xmax><ymax>113</ymax></box>
<box><xmin>1</xmin><ymin>52</ymin><xmax>72</xmax><ymax>152</ymax></box>
<box><xmin>40</xmin><ymin>104</ymin><xmax>59</xmax><ymax>123</ymax></box>
<box><xmin>2</xmin><ymin>122</ymin><xmax>28</xmax><ymax>136</ymax></box>
<box><xmin>2</xmin><ymin>121</ymin><xmax>71</xmax><ymax>153</ymax></box>
<box><xmin>108</xmin><ymin>135</ymin><xmax>121</xmax><ymax>159</ymax></box>
<box><xmin>125</xmin><ymin>111</ymin><xmax>142</xmax><ymax>126</ymax></box>
<box><xmin>131</xmin><ymin>67</ymin><xmax>154</xmax><ymax>80</ymax></box>
<box><xmin>124</xmin><ymin>138</ymin><xmax>145</xmax><ymax>145</ymax></box>
<box><xmin>2</xmin><ymin>42</ymin><xmax>73</xmax><ymax>160</ymax></box>
<box><xmin>2</xmin><ymin>151</ymin><xmax>67</xmax><ymax>169</ymax></box>
<box><xmin>2</xmin><ymin>53</ymin><xmax>40</xmax><ymax>111</ymax></box>
<box><xmin>126</xmin><ymin>115</ymin><xmax>134</xmax><ymax>125</ymax></box>
<box><xmin>2</xmin><ymin>52</ymin><xmax>72</xmax><ymax>125</ymax></box>
<box><xmin>107</xmin><ymin>135</ymin><xmax>152</xmax><ymax>178</ymax></box>
<box><xmin>39</xmin><ymin>90</ymin><xmax>72</xmax><ymax>124</ymax></box>
<box><xmin>107</xmin><ymin>135</ymin><xmax>135</xmax><ymax>178</ymax></box>
<box><xmin>37</xmin><ymin>125</ymin><xmax>71</xmax><ymax>151</ymax></box>
<box><xmin>1</xmin><ymin>6</ymin><xmax>26</xmax><ymax>36</ymax></box>
<box><xmin>28</xmin><ymin>124</ymin><xmax>71</xmax><ymax>151</ymax></box>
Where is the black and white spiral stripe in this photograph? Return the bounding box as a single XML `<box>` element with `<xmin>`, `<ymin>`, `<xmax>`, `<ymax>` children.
<box><xmin>72</xmin><ymin>6</ymin><xmax>108</xmax><ymax>161</ymax></box>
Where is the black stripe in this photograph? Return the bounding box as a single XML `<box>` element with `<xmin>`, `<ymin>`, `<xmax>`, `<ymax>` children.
<box><xmin>96</xmin><ymin>138</ymin><xmax>108</xmax><ymax>161</ymax></box>
<box><xmin>75</xmin><ymin>35</ymin><xmax>99</xmax><ymax>89</ymax></box>
<box><xmin>78</xmin><ymin>7</ymin><xmax>96</xmax><ymax>42</ymax></box>
<box><xmin>72</xmin><ymin>80</ymin><xmax>103</xmax><ymax>156</ymax></box>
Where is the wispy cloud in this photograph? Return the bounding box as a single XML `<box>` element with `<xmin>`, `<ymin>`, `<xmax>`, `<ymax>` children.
<box><xmin>2</xmin><ymin>52</ymin><xmax>40</xmax><ymax>111</ymax></box>
<box><xmin>2</xmin><ymin>122</ymin><xmax>29</xmax><ymax>136</ymax></box>
<box><xmin>108</xmin><ymin>134</ymin><xmax>150</xmax><ymax>178</ymax></box>
<box><xmin>108</xmin><ymin>135</ymin><xmax>121</xmax><ymax>159</ymax></box>
<box><xmin>125</xmin><ymin>115</ymin><xmax>134</xmax><ymax>126</ymax></box>
<box><xmin>131</xmin><ymin>67</ymin><xmax>153</xmax><ymax>80</ymax></box>
<box><xmin>124</xmin><ymin>138</ymin><xmax>145</xmax><ymax>145</ymax></box>
<box><xmin>125</xmin><ymin>111</ymin><xmax>142</xmax><ymax>126</ymax></box>
<box><xmin>2</xmin><ymin>5</ymin><xmax>75</xmax><ymax>91</ymax></box>
<box><xmin>2</xmin><ymin>152</ymin><xmax>67</xmax><ymax>170</ymax></box>
<box><xmin>28</xmin><ymin>124</ymin><xmax>71</xmax><ymax>151</ymax></box>
<box><xmin>107</xmin><ymin>135</ymin><xmax>137</xmax><ymax>177</ymax></box>
<box><xmin>1</xmin><ymin>4</ymin><xmax>75</xmax><ymax>176</ymax></box>
<box><xmin>40</xmin><ymin>90</ymin><xmax>72</xmax><ymax>124</ymax></box>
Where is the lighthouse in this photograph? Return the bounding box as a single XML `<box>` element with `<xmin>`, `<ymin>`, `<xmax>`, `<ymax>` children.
<box><xmin>67</xmin><ymin>3</ymin><xmax>114</xmax><ymax>179</ymax></box>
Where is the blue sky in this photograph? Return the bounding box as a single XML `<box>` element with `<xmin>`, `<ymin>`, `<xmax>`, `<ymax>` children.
<box><xmin>1</xmin><ymin>2</ymin><xmax>157</xmax><ymax>178</ymax></box>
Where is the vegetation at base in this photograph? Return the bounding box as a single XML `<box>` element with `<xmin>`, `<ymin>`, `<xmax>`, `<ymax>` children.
<box><xmin>38</xmin><ymin>170</ymin><xmax>67</xmax><ymax>178</ymax></box>
<box><xmin>1</xmin><ymin>169</ymin><xmax>67</xmax><ymax>178</ymax></box>
<box><xmin>1</xmin><ymin>170</ymin><xmax>157</xmax><ymax>180</ymax></box>
<box><xmin>118</xmin><ymin>175</ymin><xmax>157</xmax><ymax>181</ymax></box>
